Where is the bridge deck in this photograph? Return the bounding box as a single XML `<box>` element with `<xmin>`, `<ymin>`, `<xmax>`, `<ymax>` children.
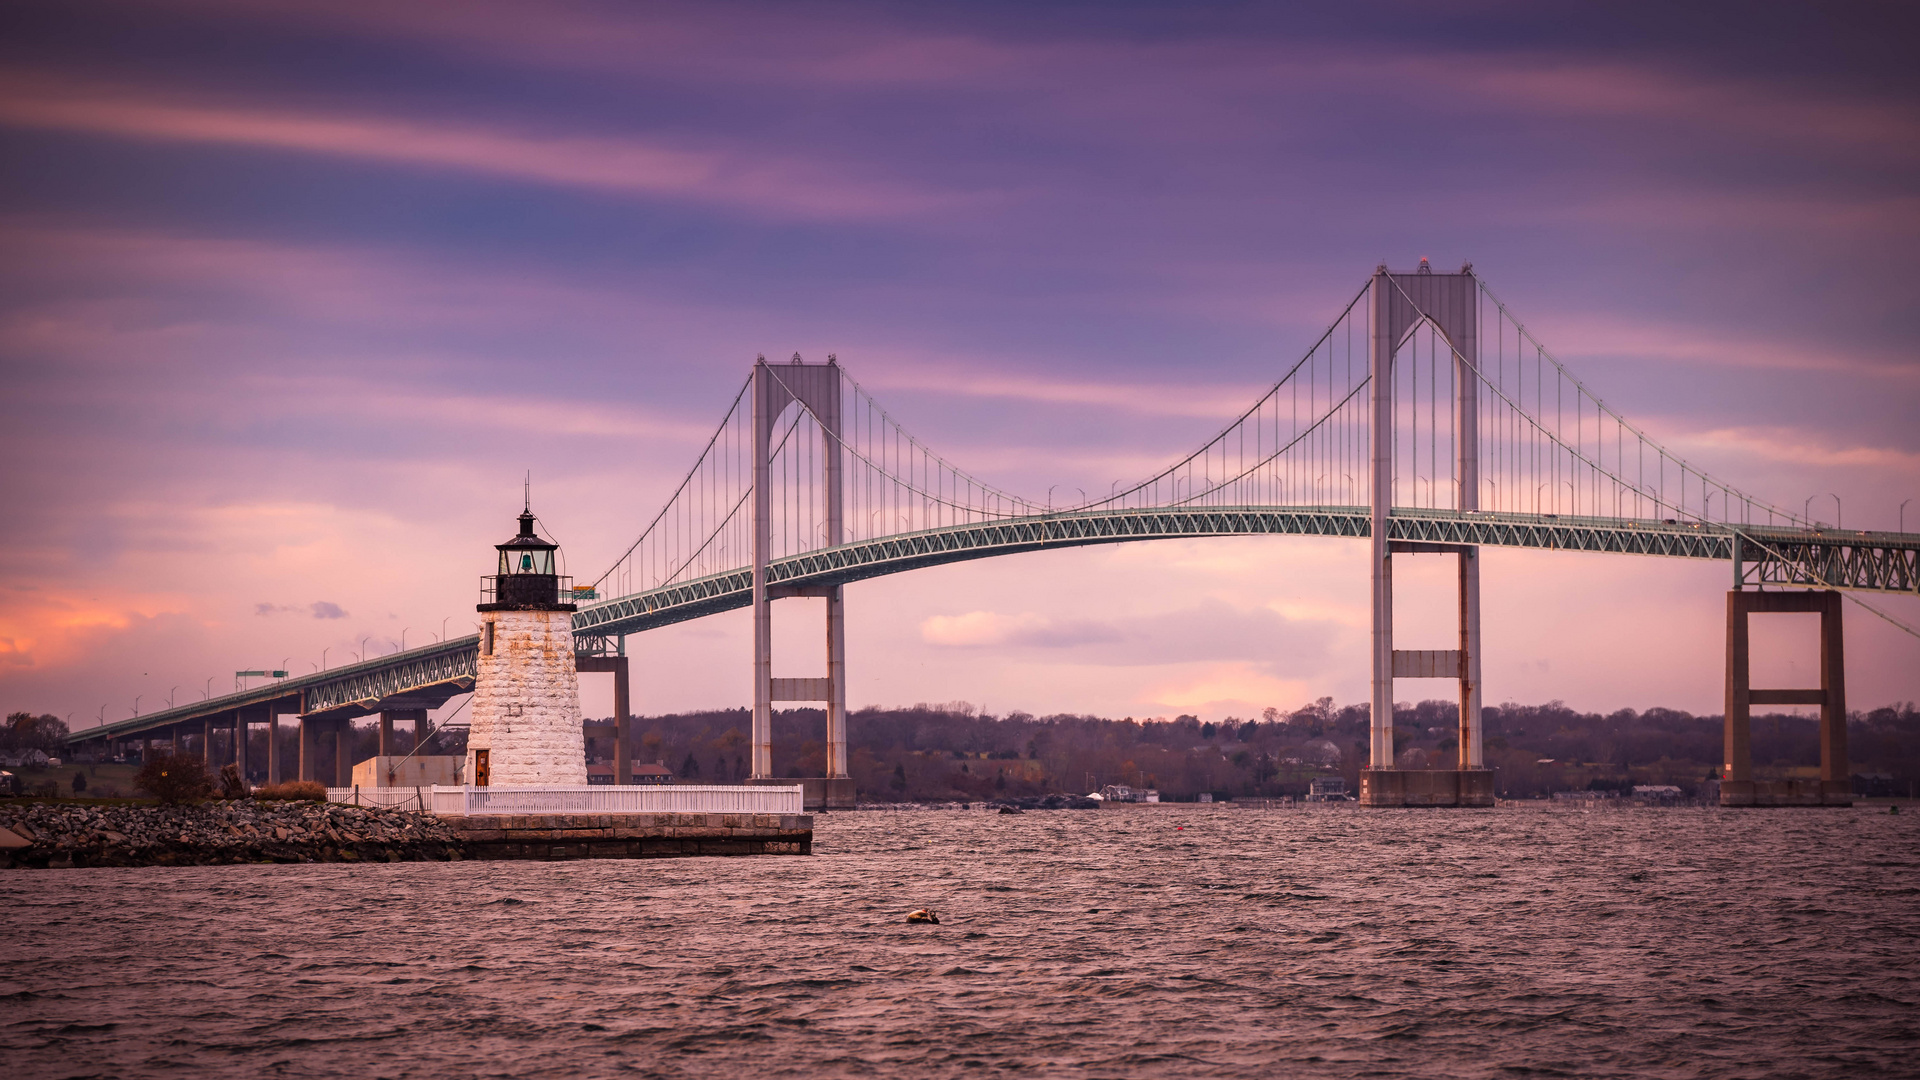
<box><xmin>573</xmin><ymin>506</ymin><xmax>1919</xmax><ymax>640</ymax></box>
<box><xmin>68</xmin><ymin>507</ymin><xmax>1916</xmax><ymax>747</ymax></box>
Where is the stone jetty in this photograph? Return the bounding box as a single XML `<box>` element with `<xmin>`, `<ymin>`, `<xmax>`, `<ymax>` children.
<box><xmin>0</xmin><ymin>801</ymin><xmax>464</xmax><ymax>868</ymax></box>
<box><xmin>0</xmin><ymin>801</ymin><xmax>815</xmax><ymax>868</ymax></box>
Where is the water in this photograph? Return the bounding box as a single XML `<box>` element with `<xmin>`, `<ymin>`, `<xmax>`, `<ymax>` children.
<box><xmin>3</xmin><ymin>805</ymin><xmax>1916</xmax><ymax>1078</ymax></box>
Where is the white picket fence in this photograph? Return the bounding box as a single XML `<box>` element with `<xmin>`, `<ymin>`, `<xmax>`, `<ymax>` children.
<box><xmin>326</xmin><ymin>784</ymin><xmax>804</xmax><ymax>816</ymax></box>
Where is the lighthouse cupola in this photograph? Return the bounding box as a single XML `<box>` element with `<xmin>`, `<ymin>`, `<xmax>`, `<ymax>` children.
<box><xmin>482</xmin><ymin>505</ymin><xmax>573</xmax><ymax>611</ymax></box>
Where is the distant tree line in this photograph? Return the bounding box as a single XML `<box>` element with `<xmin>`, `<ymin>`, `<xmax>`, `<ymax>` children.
<box><xmin>596</xmin><ymin>699</ymin><xmax>1920</xmax><ymax>801</ymax></box>
<box><xmin>22</xmin><ymin>698</ymin><xmax>1918</xmax><ymax>801</ymax></box>
<box><xmin>3</xmin><ymin>713</ymin><xmax>71</xmax><ymax>756</ymax></box>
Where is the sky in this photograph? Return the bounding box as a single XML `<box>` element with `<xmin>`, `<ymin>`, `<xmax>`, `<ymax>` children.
<box><xmin>2</xmin><ymin>0</ymin><xmax>1917</xmax><ymax>734</ymax></box>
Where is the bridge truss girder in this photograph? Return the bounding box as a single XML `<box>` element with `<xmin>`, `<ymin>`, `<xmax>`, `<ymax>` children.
<box><xmin>572</xmin><ymin>506</ymin><xmax>1919</xmax><ymax>642</ymax></box>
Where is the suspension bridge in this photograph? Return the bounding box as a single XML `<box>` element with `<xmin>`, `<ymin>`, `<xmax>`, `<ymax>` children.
<box><xmin>69</xmin><ymin>263</ymin><xmax>1919</xmax><ymax>806</ymax></box>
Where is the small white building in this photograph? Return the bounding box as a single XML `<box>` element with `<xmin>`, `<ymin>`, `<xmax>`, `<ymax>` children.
<box><xmin>351</xmin><ymin>755</ymin><xmax>466</xmax><ymax>789</ymax></box>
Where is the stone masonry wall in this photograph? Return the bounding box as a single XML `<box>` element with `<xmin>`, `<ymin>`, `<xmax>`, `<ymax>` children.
<box><xmin>467</xmin><ymin>608</ymin><xmax>587</xmax><ymax>785</ymax></box>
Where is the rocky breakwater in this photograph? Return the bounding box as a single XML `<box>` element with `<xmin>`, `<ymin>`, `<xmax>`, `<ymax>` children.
<box><xmin>0</xmin><ymin>801</ymin><xmax>465</xmax><ymax>869</ymax></box>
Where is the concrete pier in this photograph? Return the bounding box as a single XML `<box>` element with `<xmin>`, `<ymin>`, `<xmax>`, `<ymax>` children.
<box><xmin>749</xmin><ymin>777</ymin><xmax>856</xmax><ymax>810</ymax></box>
<box><xmin>1360</xmin><ymin>769</ymin><xmax>1495</xmax><ymax>807</ymax></box>
<box><xmin>1721</xmin><ymin>589</ymin><xmax>1851</xmax><ymax>807</ymax></box>
<box><xmin>437</xmin><ymin>812</ymin><xmax>813</xmax><ymax>859</ymax></box>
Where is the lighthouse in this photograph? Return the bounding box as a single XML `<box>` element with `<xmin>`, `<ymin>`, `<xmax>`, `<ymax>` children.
<box><xmin>466</xmin><ymin>498</ymin><xmax>586</xmax><ymax>786</ymax></box>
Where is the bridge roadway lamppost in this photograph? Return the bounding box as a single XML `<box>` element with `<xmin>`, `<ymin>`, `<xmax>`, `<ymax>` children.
<box><xmin>1829</xmin><ymin>493</ymin><xmax>1841</xmax><ymax>530</ymax></box>
<box><xmin>1902</xmin><ymin>498</ymin><xmax>1911</xmax><ymax>532</ymax></box>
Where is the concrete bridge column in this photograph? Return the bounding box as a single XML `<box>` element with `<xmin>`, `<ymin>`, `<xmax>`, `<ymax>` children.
<box><xmin>379</xmin><ymin>712</ymin><xmax>394</xmax><ymax>757</ymax></box>
<box><xmin>234</xmin><ymin>710</ymin><xmax>249</xmax><ymax>781</ymax></box>
<box><xmin>266</xmin><ymin>708</ymin><xmax>280</xmax><ymax>785</ymax></box>
<box><xmin>751</xmin><ymin>361</ymin><xmax>774</xmax><ymax>778</ymax></box>
<box><xmin>415</xmin><ymin>712</ymin><xmax>430</xmax><ymax>755</ymax></box>
<box><xmin>334</xmin><ymin>720</ymin><xmax>353</xmax><ymax>788</ymax></box>
<box><xmin>1367</xmin><ymin>267</ymin><xmax>1395</xmax><ymax>773</ymax></box>
<box><xmin>298</xmin><ymin>716</ymin><xmax>317</xmax><ymax>782</ymax></box>
<box><xmin>613</xmin><ymin>655</ymin><xmax>629</xmax><ymax>785</ymax></box>
<box><xmin>1453</xmin><ymin>293</ymin><xmax>1484</xmax><ymax>773</ymax></box>
<box><xmin>826</xmin><ymin>585</ymin><xmax>848</xmax><ymax>779</ymax></box>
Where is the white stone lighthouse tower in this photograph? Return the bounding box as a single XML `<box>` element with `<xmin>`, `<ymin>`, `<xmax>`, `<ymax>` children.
<box><xmin>465</xmin><ymin>499</ymin><xmax>586</xmax><ymax>786</ymax></box>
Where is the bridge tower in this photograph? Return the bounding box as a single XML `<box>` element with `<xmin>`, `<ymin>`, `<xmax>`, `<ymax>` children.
<box><xmin>1360</xmin><ymin>261</ymin><xmax>1495</xmax><ymax>808</ymax></box>
<box><xmin>749</xmin><ymin>356</ymin><xmax>853</xmax><ymax>805</ymax></box>
<box><xmin>467</xmin><ymin>499</ymin><xmax>586</xmax><ymax>786</ymax></box>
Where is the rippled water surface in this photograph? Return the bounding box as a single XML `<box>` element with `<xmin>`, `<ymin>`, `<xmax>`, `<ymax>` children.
<box><xmin>4</xmin><ymin>805</ymin><xmax>1917</xmax><ymax>1078</ymax></box>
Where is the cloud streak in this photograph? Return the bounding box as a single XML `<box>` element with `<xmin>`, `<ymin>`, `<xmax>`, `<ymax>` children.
<box><xmin>0</xmin><ymin>73</ymin><xmax>972</xmax><ymax>221</ymax></box>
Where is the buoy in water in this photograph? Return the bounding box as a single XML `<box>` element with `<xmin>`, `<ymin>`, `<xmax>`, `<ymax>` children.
<box><xmin>907</xmin><ymin>908</ymin><xmax>940</xmax><ymax>924</ymax></box>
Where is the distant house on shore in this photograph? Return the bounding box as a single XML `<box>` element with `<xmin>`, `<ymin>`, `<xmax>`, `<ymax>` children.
<box><xmin>1631</xmin><ymin>785</ymin><xmax>1686</xmax><ymax>804</ymax></box>
<box><xmin>1306</xmin><ymin>778</ymin><xmax>1350</xmax><ymax>802</ymax></box>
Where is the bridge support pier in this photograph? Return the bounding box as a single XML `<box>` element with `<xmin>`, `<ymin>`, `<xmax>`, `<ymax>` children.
<box><xmin>266</xmin><ymin>707</ymin><xmax>281</xmax><ymax>785</ymax></box>
<box><xmin>577</xmin><ymin>654</ymin><xmax>631</xmax><ymax>782</ymax></box>
<box><xmin>749</xmin><ymin>357</ymin><xmax>850</xmax><ymax>787</ymax></box>
<box><xmin>334</xmin><ymin>720</ymin><xmax>353</xmax><ymax>788</ymax></box>
<box><xmin>1361</xmin><ymin>263</ymin><xmax>1491</xmax><ymax>808</ymax></box>
<box><xmin>298</xmin><ymin>716</ymin><xmax>317</xmax><ymax>783</ymax></box>
<box><xmin>1720</xmin><ymin>589</ymin><xmax>1850</xmax><ymax>807</ymax></box>
<box><xmin>235</xmin><ymin>708</ymin><xmax>254</xmax><ymax>782</ymax></box>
